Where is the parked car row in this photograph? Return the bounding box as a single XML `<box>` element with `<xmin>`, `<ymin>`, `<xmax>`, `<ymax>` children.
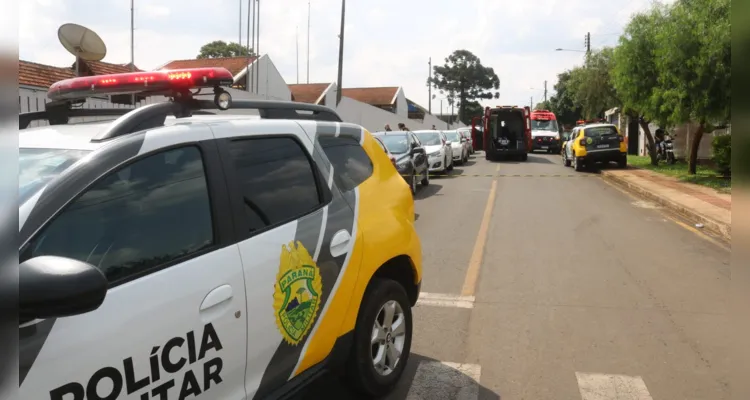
<box><xmin>372</xmin><ymin>129</ymin><xmax>474</xmax><ymax>194</ymax></box>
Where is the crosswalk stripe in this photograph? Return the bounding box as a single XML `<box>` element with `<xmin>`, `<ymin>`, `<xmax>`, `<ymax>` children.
<box><xmin>406</xmin><ymin>361</ymin><xmax>482</xmax><ymax>400</ymax></box>
<box><xmin>576</xmin><ymin>372</ymin><xmax>653</xmax><ymax>400</ymax></box>
<box><xmin>416</xmin><ymin>292</ymin><xmax>475</xmax><ymax>309</ymax></box>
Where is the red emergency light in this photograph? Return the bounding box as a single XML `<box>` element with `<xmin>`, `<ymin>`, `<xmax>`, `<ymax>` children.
<box><xmin>47</xmin><ymin>67</ymin><xmax>235</xmax><ymax>101</ymax></box>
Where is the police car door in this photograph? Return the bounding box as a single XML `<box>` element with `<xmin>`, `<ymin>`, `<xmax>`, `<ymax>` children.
<box><xmin>19</xmin><ymin>129</ymin><xmax>248</xmax><ymax>400</ymax></box>
<box><xmin>211</xmin><ymin>121</ymin><xmax>359</xmax><ymax>399</ymax></box>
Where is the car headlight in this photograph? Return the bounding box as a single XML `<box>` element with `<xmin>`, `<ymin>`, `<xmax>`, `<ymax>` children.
<box><xmin>396</xmin><ymin>159</ymin><xmax>410</xmax><ymax>168</ymax></box>
<box><xmin>427</xmin><ymin>151</ymin><xmax>441</xmax><ymax>157</ymax></box>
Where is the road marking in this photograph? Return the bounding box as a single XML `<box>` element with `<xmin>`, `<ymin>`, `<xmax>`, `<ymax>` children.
<box><xmin>416</xmin><ymin>292</ymin><xmax>475</xmax><ymax>309</ymax></box>
<box><xmin>576</xmin><ymin>372</ymin><xmax>653</xmax><ymax>400</ymax></box>
<box><xmin>461</xmin><ymin>179</ymin><xmax>497</xmax><ymax>296</ymax></box>
<box><xmin>407</xmin><ymin>361</ymin><xmax>481</xmax><ymax>400</ymax></box>
<box><xmin>495</xmin><ymin>164</ymin><xmax>501</xmax><ymax>172</ymax></box>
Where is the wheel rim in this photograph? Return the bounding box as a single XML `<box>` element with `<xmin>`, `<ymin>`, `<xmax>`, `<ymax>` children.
<box><xmin>371</xmin><ymin>300</ymin><xmax>406</xmax><ymax>377</ymax></box>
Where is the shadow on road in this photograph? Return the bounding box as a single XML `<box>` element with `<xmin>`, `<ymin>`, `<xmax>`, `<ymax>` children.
<box><xmin>297</xmin><ymin>353</ymin><xmax>501</xmax><ymax>400</ymax></box>
<box><xmin>458</xmin><ymin>159</ymin><xmax>477</xmax><ymax>167</ymax></box>
<box><xmin>414</xmin><ymin>183</ymin><xmax>443</xmax><ymax>200</ymax></box>
<box><xmin>526</xmin><ymin>154</ymin><xmax>557</xmax><ymax>164</ymax></box>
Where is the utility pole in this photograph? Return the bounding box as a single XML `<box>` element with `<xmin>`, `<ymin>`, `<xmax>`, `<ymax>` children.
<box><xmin>428</xmin><ymin>57</ymin><xmax>432</xmax><ymax>114</ymax></box>
<box><xmin>250</xmin><ymin>0</ymin><xmax>255</xmax><ymax>93</ymax></box>
<box><xmin>130</xmin><ymin>0</ymin><xmax>135</xmax><ymax>106</ymax></box>
<box><xmin>251</xmin><ymin>0</ymin><xmax>255</xmax><ymax>92</ymax></box>
<box><xmin>543</xmin><ymin>80</ymin><xmax>547</xmax><ymax>104</ymax></box>
<box><xmin>585</xmin><ymin>32</ymin><xmax>591</xmax><ymax>55</ymax></box>
<box><xmin>306</xmin><ymin>0</ymin><xmax>311</xmax><ymax>84</ymax></box>
<box><xmin>296</xmin><ymin>26</ymin><xmax>299</xmax><ymax>84</ymax></box>
<box><xmin>335</xmin><ymin>0</ymin><xmax>345</xmax><ymax>105</ymax></box>
<box><xmin>238</xmin><ymin>0</ymin><xmax>242</xmax><ymax>46</ymax></box>
<box><xmin>530</xmin><ymin>96</ymin><xmax>533</xmax><ymax>110</ymax></box>
<box><xmin>255</xmin><ymin>0</ymin><xmax>260</xmax><ymax>95</ymax></box>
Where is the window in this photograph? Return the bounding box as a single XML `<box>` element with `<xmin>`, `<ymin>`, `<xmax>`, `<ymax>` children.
<box><xmin>25</xmin><ymin>146</ymin><xmax>213</xmax><ymax>284</ymax></box>
<box><xmin>319</xmin><ymin>136</ymin><xmax>373</xmax><ymax>192</ymax></box>
<box><xmin>228</xmin><ymin>137</ymin><xmax>322</xmax><ymax>232</ymax></box>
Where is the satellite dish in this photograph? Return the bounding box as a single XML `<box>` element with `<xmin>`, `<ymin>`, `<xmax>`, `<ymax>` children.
<box><xmin>58</xmin><ymin>23</ymin><xmax>107</xmax><ymax>62</ymax></box>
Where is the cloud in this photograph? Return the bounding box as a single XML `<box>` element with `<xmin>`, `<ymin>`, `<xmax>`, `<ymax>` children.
<box><xmin>19</xmin><ymin>0</ymin><xmax>660</xmax><ymax>111</ymax></box>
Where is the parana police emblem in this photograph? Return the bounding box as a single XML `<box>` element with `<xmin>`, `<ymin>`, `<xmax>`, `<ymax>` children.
<box><xmin>273</xmin><ymin>241</ymin><xmax>323</xmax><ymax>346</ymax></box>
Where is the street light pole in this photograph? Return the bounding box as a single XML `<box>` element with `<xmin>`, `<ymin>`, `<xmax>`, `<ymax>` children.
<box><xmin>428</xmin><ymin>57</ymin><xmax>432</xmax><ymax>114</ymax></box>
<box><xmin>335</xmin><ymin>0</ymin><xmax>345</xmax><ymax>105</ymax></box>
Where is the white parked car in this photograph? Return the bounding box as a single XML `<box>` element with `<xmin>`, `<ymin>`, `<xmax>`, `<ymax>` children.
<box><xmin>413</xmin><ymin>130</ymin><xmax>454</xmax><ymax>174</ymax></box>
<box><xmin>457</xmin><ymin>128</ymin><xmax>474</xmax><ymax>154</ymax></box>
<box><xmin>443</xmin><ymin>130</ymin><xmax>469</xmax><ymax>165</ymax></box>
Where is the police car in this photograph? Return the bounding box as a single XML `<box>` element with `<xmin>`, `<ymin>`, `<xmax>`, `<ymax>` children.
<box><xmin>19</xmin><ymin>67</ymin><xmax>423</xmax><ymax>399</ymax></box>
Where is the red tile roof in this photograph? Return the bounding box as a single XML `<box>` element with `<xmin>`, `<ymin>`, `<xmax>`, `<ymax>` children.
<box><xmin>79</xmin><ymin>60</ymin><xmax>141</xmax><ymax>75</ymax></box>
<box><xmin>19</xmin><ymin>59</ymin><xmax>143</xmax><ymax>89</ymax></box>
<box><xmin>19</xmin><ymin>60</ymin><xmax>75</xmax><ymax>88</ymax></box>
<box><xmin>342</xmin><ymin>87</ymin><xmax>399</xmax><ymax>106</ymax></box>
<box><xmin>159</xmin><ymin>57</ymin><xmax>258</xmax><ymax>77</ymax></box>
<box><xmin>288</xmin><ymin>83</ymin><xmax>331</xmax><ymax>104</ymax></box>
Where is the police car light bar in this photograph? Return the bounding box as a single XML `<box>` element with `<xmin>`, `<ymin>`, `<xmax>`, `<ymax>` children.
<box><xmin>47</xmin><ymin>67</ymin><xmax>235</xmax><ymax>101</ymax></box>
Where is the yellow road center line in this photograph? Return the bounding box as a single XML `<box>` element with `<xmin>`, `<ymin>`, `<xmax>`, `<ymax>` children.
<box><xmin>461</xmin><ymin>179</ymin><xmax>498</xmax><ymax>296</ymax></box>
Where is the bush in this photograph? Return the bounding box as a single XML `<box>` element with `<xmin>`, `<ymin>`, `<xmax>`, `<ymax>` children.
<box><xmin>711</xmin><ymin>134</ymin><xmax>731</xmax><ymax>176</ymax></box>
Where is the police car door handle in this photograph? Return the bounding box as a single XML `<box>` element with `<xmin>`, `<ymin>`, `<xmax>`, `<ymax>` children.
<box><xmin>329</xmin><ymin>229</ymin><xmax>351</xmax><ymax>258</ymax></box>
<box><xmin>200</xmin><ymin>285</ymin><xmax>233</xmax><ymax>312</ymax></box>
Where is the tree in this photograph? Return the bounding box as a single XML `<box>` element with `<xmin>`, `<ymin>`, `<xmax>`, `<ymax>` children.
<box><xmin>429</xmin><ymin>50</ymin><xmax>500</xmax><ymax>125</ymax></box>
<box><xmin>653</xmin><ymin>0</ymin><xmax>730</xmax><ymax>174</ymax></box>
<box><xmin>612</xmin><ymin>4</ymin><xmax>672</xmax><ymax>165</ymax></box>
<box><xmin>197</xmin><ymin>40</ymin><xmax>254</xmax><ymax>59</ymax></box>
<box><xmin>570</xmin><ymin>48</ymin><xmax>620</xmax><ymax>119</ymax></box>
<box><xmin>460</xmin><ymin>100</ymin><xmax>484</xmax><ymax>123</ymax></box>
<box><xmin>534</xmin><ymin>100</ymin><xmax>552</xmax><ymax>111</ymax></box>
<box><xmin>548</xmin><ymin>70</ymin><xmax>583</xmax><ymax>128</ymax></box>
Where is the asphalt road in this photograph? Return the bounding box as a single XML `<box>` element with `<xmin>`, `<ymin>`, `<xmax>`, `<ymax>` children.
<box><xmin>302</xmin><ymin>151</ymin><xmax>730</xmax><ymax>400</ymax></box>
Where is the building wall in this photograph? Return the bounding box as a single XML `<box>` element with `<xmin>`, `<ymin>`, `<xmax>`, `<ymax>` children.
<box><xmin>335</xmin><ymin>96</ymin><xmax>463</xmax><ymax>132</ymax></box>
<box><xmin>242</xmin><ymin>55</ymin><xmax>291</xmax><ymax>101</ymax></box>
<box><xmin>394</xmin><ymin>89</ymin><xmax>408</xmax><ymax>118</ymax></box>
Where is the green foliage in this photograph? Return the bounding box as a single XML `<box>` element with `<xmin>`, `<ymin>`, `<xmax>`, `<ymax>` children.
<box><xmin>548</xmin><ymin>70</ymin><xmax>583</xmax><ymax>127</ymax></box>
<box><xmin>197</xmin><ymin>40</ymin><xmax>254</xmax><ymax>59</ymax></box>
<box><xmin>534</xmin><ymin>100</ymin><xmax>552</xmax><ymax>111</ymax></box>
<box><xmin>461</xmin><ymin>100</ymin><xmax>484</xmax><ymax>122</ymax></box>
<box><xmin>612</xmin><ymin>4</ymin><xmax>671</xmax><ymax>125</ymax></box>
<box><xmin>653</xmin><ymin>0</ymin><xmax>731</xmax><ymax>126</ymax></box>
<box><xmin>711</xmin><ymin>134</ymin><xmax>731</xmax><ymax>176</ymax></box>
<box><xmin>429</xmin><ymin>50</ymin><xmax>500</xmax><ymax>125</ymax></box>
<box><xmin>569</xmin><ymin>48</ymin><xmax>620</xmax><ymax>119</ymax></box>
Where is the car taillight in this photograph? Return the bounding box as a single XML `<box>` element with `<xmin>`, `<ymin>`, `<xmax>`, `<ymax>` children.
<box><xmin>579</xmin><ymin>138</ymin><xmax>587</xmax><ymax>147</ymax></box>
<box><xmin>619</xmin><ymin>136</ymin><xmax>624</xmax><ymax>142</ymax></box>
<box><xmin>537</xmin><ymin>138</ymin><xmax>542</xmax><ymax>142</ymax></box>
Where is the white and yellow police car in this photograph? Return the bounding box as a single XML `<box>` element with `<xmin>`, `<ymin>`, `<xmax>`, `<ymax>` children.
<box><xmin>19</xmin><ymin>67</ymin><xmax>422</xmax><ymax>399</ymax></box>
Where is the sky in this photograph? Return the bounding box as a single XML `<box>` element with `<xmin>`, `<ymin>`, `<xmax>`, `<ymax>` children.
<box><xmin>19</xmin><ymin>0</ymin><xmax>660</xmax><ymax>114</ymax></box>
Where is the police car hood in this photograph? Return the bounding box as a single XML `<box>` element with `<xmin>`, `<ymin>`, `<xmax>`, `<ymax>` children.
<box><xmin>531</xmin><ymin>130</ymin><xmax>559</xmax><ymax>138</ymax></box>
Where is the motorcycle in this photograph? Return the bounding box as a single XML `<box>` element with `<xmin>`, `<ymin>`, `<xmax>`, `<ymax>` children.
<box><xmin>656</xmin><ymin>135</ymin><xmax>677</xmax><ymax>164</ymax></box>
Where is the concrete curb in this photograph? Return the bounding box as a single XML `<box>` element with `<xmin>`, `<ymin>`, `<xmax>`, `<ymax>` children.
<box><xmin>601</xmin><ymin>171</ymin><xmax>731</xmax><ymax>241</ymax></box>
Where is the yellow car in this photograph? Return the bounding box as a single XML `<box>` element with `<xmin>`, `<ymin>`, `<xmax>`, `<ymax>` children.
<box><xmin>562</xmin><ymin>123</ymin><xmax>627</xmax><ymax>171</ymax></box>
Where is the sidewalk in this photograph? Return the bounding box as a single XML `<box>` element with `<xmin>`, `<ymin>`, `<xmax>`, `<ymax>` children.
<box><xmin>601</xmin><ymin>167</ymin><xmax>731</xmax><ymax>241</ymax></box>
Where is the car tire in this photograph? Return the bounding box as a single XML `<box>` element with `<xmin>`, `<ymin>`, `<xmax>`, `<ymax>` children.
<box><xmin>573</xmin><ymin>156</ymin><xmax>584</xmax><ymax>171</ymax></box>
<box><xmin>617</xmin><ymin>155</ymin><xmax>627</xmax><ymax>169</ymax></box>
<box><xmin>521</xmin><ymin>153</ymin><xmax>528</xmax><ymax>162</ymax></box>
<box><xmin>421</xmin><ymin>168</ymin><xmax>429</xmax><ymax>186</ymax></box>
<box><xmin>410</xmin><ymin>172</ymin><xmax>417</xmax><ymax>195</ymax></box>
<box><xmin>563</xmin><ymin>153</ymin><xmax>571</xmax><ymax>167</ymax></box>
<box><xmin>346</xmin><ymin>278</ymin><xmax>413</xmax><ymax>398</ymax></box>
<box><xmin>446</xmin><ymin>157</ymin><xmax>454</xmax><ymax>171</ymax></box>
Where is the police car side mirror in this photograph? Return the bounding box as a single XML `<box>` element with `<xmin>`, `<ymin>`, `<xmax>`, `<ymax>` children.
<box><xmin>20</xmin><ymin>256</ymin><xmax>108</xmax><ymax>321</ymax></box>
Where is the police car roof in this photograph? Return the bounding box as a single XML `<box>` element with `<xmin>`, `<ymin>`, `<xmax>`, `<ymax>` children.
<box><xmin>19</xmin><ymin>113</ymin><xmax>264</xmax><ymax>151</ymax></box>
<box><xmin>581</xmin><ymin>123</ymin><xmax>616</xmax><ymax>129</ymax></box>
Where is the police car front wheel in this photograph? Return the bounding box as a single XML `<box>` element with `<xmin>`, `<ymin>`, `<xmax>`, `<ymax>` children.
<box><xmin>346</xmin><ymin>278</ymin><xmax>413</xmax><ymax>398</ymax></box>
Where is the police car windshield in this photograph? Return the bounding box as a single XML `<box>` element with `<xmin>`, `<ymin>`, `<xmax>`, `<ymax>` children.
<box><xmin>532</xmin><ymin>120</ymin><xmax>558</xmax><ymax>131</ymax></box>
<box><xmin>415</xmin><ymin>132</ymin><xmax>442</xmax><ymax>146</ymax></box>
<box><xmin>378</xmin><ymin>134</ymin><xmax>410</xmax><ymax>154</ymax></box>
<box><xmin>19</xmin><ymin>148</ymin><xmax>91</xmax><ymax>204</ymax></box>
